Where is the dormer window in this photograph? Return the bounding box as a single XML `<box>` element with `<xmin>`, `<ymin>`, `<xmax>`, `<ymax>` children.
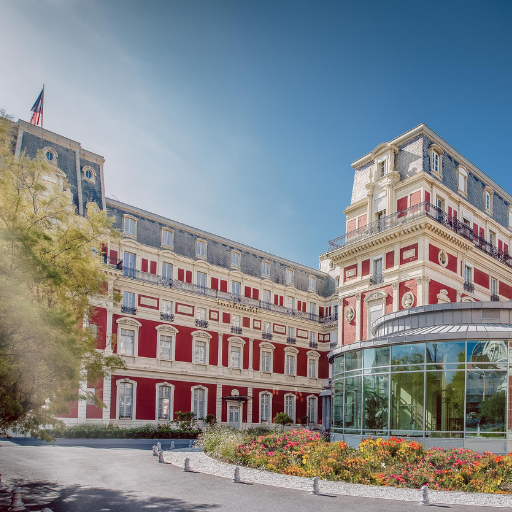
<box><xmin>43</xmin><ymin>147</ymin><xmax>58</xmax><ymax>165</ymax></box>
<box><xmin>261</xmin><ymin>260</ymin><xmax>270</xmax><ymax>277</ymax></box>
<box><xmin>457</xmin><ymin>166</ymin><xmax>467</xmax><ymax>196</ymax></box>
<box><xmin>484</xmin><ymin>188</ymin><xmax>493</xmax><ymax>214</ymax></box>
<box><xmin>308</xmin><ymin>275</ymin><xmax>316</xmax><ymax>292</ymax></box>
<box><xmin>378</xmin><ymin>160</ymin><xmax>386</xmax><ymax>178</ymax></box>
<box><xmin>231</xmin><ymin>250</ymin><xmax>241</xmax><ymax>268</ymax></box>
<box><xmin>430</xmin><ymin>144</ymin><xmax>443</xmax><ymax>177</ymax></box>
<box><xmin>123</xmin><ymin>216</ymin><xmax>136</xmax><ymax>237</ymax></box>
<box><xmin>285</xmin><ymin>269</ymin><xmax>294</xmax><ymax>285</ymax></box>
<box><xmin>161</xmin><ymin>228</ymin><xmax>174</xmax><ymax>248</ymax></box>
<box><xmin>196</xmin><ymin>239</ymin><xmax>207</xmax><ymax>258</ymax></box>
<box><xmin>82</xmin><ymin>166</ymin><xmax>96</xmax><ymax>184</ymax></box>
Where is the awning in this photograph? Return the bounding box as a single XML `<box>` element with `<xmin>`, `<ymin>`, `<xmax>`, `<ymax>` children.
<box><xmin>319</xmin><ymin>389</ymin><xmax>331</xmax><ymax>397</ymax></box>
<box><xmin>222</xmin><ymin>395</ymin><xmax>252</xmax><ymax>402</ymax></box>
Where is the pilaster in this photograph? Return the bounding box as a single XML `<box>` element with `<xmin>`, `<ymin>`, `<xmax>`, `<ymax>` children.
<box><xmin>355</xmin><ymin>292</ymin><xmax>362</xmax><ymax>342</ymax></box>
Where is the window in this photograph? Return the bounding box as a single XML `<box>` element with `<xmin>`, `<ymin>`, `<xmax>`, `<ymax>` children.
<box><xmin>118</xmin><ymin>381</ymin><xmax>133</xmax><ymax>419</ymax></box>
<box><xmin>373</xmin><ymin>257</ymin><xmax>383</xmax><ymax>277</ymax></box>
<box><xmin>285</xmin><ymin>395</ymin><xmax>295</xmax><ymax>422</ymax></box>
<box><xmin>464</xmin><ymin>264</ymin><xmax>472</xmax><ymax>283</ymax></box>
<box><xmin>231</xmin><ymin>346</ymin><xmax>241</xmax><ymax>369</ymax></box>
<box><xmin>378</xmin><ymin>160</ymin><xmax>386</xmax><ymax>178</ymax></box>
<box><xmin>122</xmin><ymin>291</ymin><xmax>135</xmax><ymax>313</ymax></box>
<box><xmin>192</xmin><ymin>387</ymin><xmax>206</xmax><ymax>418</ymax></box>
<box><xmin>195</xmin><ymin>340</ymin><xmax>207</xmax><ymax>364</ymax></box>
<box><xmin>287</xmin><ymin>326</ymin><xmax>295</xmax><ymax>340</ymax></box>
<box><xmin>260</xmin><ymin>393</ymin><xmax>271</xmax><ymax>422</ymax></box>
<box><xmin>86</xmin><ymin>388</ymin><xmax>96</xmax><ymax>406</ymax></box>
<box><xmin>287</xmin><ymin>296</ymin><xmax>295</xmax><ymax>310</ymax></box>
<box><xmin>334</xmin><ymin>304</ymin><xmax>338</xmax><ymax>317</ymax></box>
<box><xmin>489</xmin><ymin>230</ymin><xmax>496</xmax><ymax>247</ymax></box>
<box><xmin>123</xmin><ymin>251</ymin><xmax>136</xmax><ymax>278</ymax></box>
<box><xmin>161</xmin><ymin>300</ymin><xmax>173</xmax><ymax>314</ymax></box>
<box><xmin>231</xmin><ymin>251</ymin><xmax>241</xmax><ymax>268</ymax></box>
<box><xmin>262</xmin><ymin>261</ymin><xmax>270</xmax><ymax>277</ymax></box>
<box><xmin>159</xmin><ymin>335</ymin><xmax>172</xmax><ymax>360</ymax></box>
<box><xmin>82</xmin><ymin>166</ymin><xmax>95</xmax><ymax>183</ymax></box>
<box><xmin>232</xmin><ymin>281</ymin><xmax>241</xmax><ymax>297</ymax></box>
<box><xmin>309</xmin><ymin>358</ymin><xmax>317</xmax><ymax>378</ymax></box>
<box><xmin>196</xmin><ymin>307</ymin><xmax>207</xmax><ymax>327</ymax></box>
<box><xmin>197</xmin><ymin>272</ymin><xmax>206</xmax><ymax>289</ymax></box>
<box><xmin>123</xmin><ymin>217</ymin><xmax>136</xmax><ymax>236</ymax></box>
<box><xmin>233</xmin><ymin>315</ymin><xmax>240</xmax><ymax>328</ymax></box>
<box><xmin>491</xmin><ymin>277</ymin><xmax>498</xmax><ymax>296</ymax></box>
<box><xmin>458</xmin><ymin>167</ymin><xmax>467</xmax><ymax>195</ymax></box>
<box><xmin>307</xmin><ymin>396</ymin><xmax>317</xmax><ymax>424</ymax></box>
<box><xmin>335</xmin><ymin>276</ymin><xmax>340</xmax><ymax>288</ymax></box>
<box><xmin>285</xmin><ymin>354</ymin><xmax>296</xmax><ymax>375</ymax></box>
<box><xmin>262</xmin><ymin>290</ymin><xmax>271</xmax><ymax>305</ymax></box>
<box><xmin>162</xmin><ymin>229</ymin><xmax>173</xmax><ymax>248</ymax></box>
<box><xmin>162</xmin><ymin>262</ymin><xmax>173</xmax><ymax>280</ymax></box>
<box><xmin>285</xmin><ymin>269</ymin><xmax>294</xmax><ymax>285</ymax></box>
<box><xmin>310</xmin><ymin>302</ymin><xmax>316</xmax><ymax>316</ymax></box>
<box><xmin>196</xmin><ymin>240</ymin><xmax>206</xmax><ymax>258</ymax></box>
<box><xmin>46</xmin><ymin>150</ymin><xmax>54</xmax><ymax>161</ymax></box>
<box><xmin>308</xmin><ymin>276</ymin><xmax>316</xmax><ymax>291</ymax></box>
<box><xmin>369</xmin><ymin>303</ymin><xmax>383</xmax><ymax>332</ymax></box>
<box><xmin>263</xmin><ymin>321</ymin><xmax>271</xmax><ymax>334</ymax></box>
<box><xmin>158</xmin><ymin>385</ymin><xmax>171</xmax><ymax>420</ymax></box>
<box><xmin>484</xmin><ymin>190</ymin><xmax>492</xmax><ymax>212</ymax></box>
<box><xmin>430</xmin><ymin>145</ymin><xmax>442</xmax><ymax>175</ymax></box>
<box><xmin>310</xmin><ymin>331</ymin><xmax>316</xmax><ymax>346</ymax></box>
<box><xmin>261</xmin><ymin>350</ymin><xmax>271</xmax><ymax>372</ymax></box>
<box><xmin>119</xmin><ymin>328</ymin><xmax>135</xmax><ymax>355</ymax></box>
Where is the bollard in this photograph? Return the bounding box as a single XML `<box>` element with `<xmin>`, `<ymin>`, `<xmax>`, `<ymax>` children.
<box><xmin>158</xmin><ymin>450</ymin><xmax>165</xmax><ymax>463</ymax></box>
<box><xmin>0</xmin><ymin>473</ymin><xmax>4</xmax><ymax>491</ymax></box>
<box><xmin>156</xmin><ymin>442</ymin><xmax>162</xmax><ymax>451</ymax></box>
<box><xmin>183</xmin><ymin>457</ymin><xmax>191</xmax><ymax>472</ymax></box>
<box><xmin>152</xmin><ymin>445</ymin><xmax>158</xmax><ymax>456</ymax></box>
<box><xmin>418</xmin><ymin>485</ymin><xmax>430</xmax><ymax>506</ymax></box>
<box><xmin>170</xmin><ymin>441</ymin><xmax>175</xmax><ymax>450</ymax></box>
<box><xmin>8</xmin><ymin>487</ymin><xmax>26</xmax><ymax>511</ymax></box>
<box><xmin>233</xmin><ymin>466</ymin><xmax>241</xmax><ymax>483</ymax></box>
<box><xmin>189</xmin><ymin>440</ymin><xmax>194</xmax><ymax>448</ymax></box>
<box><xmin>310</xmin><ymin>477</ymin><xmax>320</xmax><ymax>496</ymax></box>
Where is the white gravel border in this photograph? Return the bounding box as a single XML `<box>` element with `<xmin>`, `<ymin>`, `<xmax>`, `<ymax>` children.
<box><xmin>162</xmin><ymin>448</ymin><xmax>512</xmax><ymax>508</ymax></box>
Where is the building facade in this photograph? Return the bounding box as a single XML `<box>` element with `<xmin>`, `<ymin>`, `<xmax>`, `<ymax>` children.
<box><xmin>12</xmin><ymin>120</ymin><xmax>338</xmax><ymax>429</ymax></box>
<box><xmin>323</xmin><ymin>124</ymin><xmax>512</xmax><ymax>451</ymax></box>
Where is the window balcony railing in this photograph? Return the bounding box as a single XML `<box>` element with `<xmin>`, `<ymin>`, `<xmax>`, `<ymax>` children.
<box><xmin>231</xmin><ymin>326</ymin><xmax>242</xmax><ymax>334</ymax></box>
<box><xmin>160</xmin><ymin>312</ymin><xmax>174</xmax><ymax>322</ymax></box>
<box><xmin>195</xmin><ymin>319</ymin><xmax>208</xmax><ymax>328</ymax></box>
<box><xmin>309</xmin><ymin>341</ymin><xmax>318</xmax><ymax>349</ymax></box>
<box><xmin>464</xmin><ymin>281</ymin><xmax>474</xmax><ymax>293</ymax></box>
<box><xmin>262</xmin><ymin>332</ymin><xmax>273</xmax><ymax>340</ymax></box>
<box><xmin>369</xmin><ymin>274</ymin><xmax>383</xmax><ymax>285</ymax></box>
<box><xmin>287</xmin><ymin>337</ymin><xmax>296</xmax><ymax>345</ymax></box>
<box><xmin>328</xmin><ymin>201</ymin><xmax>512</xmax><ymax>273</ymax></box>
<box><xmin>112</xmin><ymin>266</ymin><xmax>337</xmax><ymax>324</ymax></box>
<box><xmin>121</xmin><ymin>305</ymin><xmax>137</xmax><ymax>315</ymax></box>
<box><xmin>491</xmin><ymin>293</ymin><xmax>500</xmax><ymax>302</ymax></box>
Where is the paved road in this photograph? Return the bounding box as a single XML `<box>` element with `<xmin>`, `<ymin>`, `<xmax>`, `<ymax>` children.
<box><xmin>0</xmin><ymin>440</ymin><xmax>504</xmax><ymax>511</ymax></box>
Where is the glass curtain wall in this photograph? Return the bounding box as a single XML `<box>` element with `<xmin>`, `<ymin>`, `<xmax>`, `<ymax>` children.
<box><xmin>332</xmin><ymin>340</ymin><xmax>509</xmax><ymax>438</ymax></box>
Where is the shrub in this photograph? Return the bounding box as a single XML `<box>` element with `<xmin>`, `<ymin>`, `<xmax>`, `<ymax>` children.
<box><xmin>273</xmin><ymin>412</ymin><xmax>293</xmax><ymax>429</ymax></box>
<box><xmin>198</xmin><ymin>425</ymin><xmax>247</xmax><ymax>462</ymax></box>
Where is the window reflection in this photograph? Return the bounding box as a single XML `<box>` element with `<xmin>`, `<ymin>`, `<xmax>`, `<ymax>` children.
<box><xmin>390</xmin><ymin>372</ymin><xmax>424</xmax><ymax>432</ymax></box>
<box><xmin>425</xmin><ymin>371</ymin><xmax>464</xmax><ymax>432</ymax></box>
<box><xmin>426</xmin><ymin>341</ymin><xmax>465</xmax><ymax>366</ymax></box>
<box><xmin>364</xmin><ymin>346</ymin><xmax>390</xmax><ymax>369</ymax></box>
<box><xmin>391</xmin><ymin>343</ymin><xmax>425</xmax><ymax>366</ymax></box>
<box><xmin>344</xmin><ymin>376</ymin><xmax>362</xmax><ymax>431</ymax></box>
<box><xmin>467</xmin><ymin>341</ymin><xmax>507</xmax><ymax>369</ymax></box>
<box><xmin>363</xmin><ymin>374</ymin><xmax>388</xmax><ymax>431</ymax></box>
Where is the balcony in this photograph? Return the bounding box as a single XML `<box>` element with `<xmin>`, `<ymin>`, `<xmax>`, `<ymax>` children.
<box><xmin>328</xmin><ymin>201</ymin><xmax>512</xmax><ymax>272</ymax></box>
<box><xmin>114</xmin><ymin>267</ymin><xmax>336</xmax><ymax>324</ymax></box>
<box><xmin>491</xmin><ymin>294</ymin><xmax>500</xmax><ymax>302</ymax></box>
<box><xmin>121</xmin><ymin>305</ymin><xmax>137</xmax><ymax>315</ymax></box>
<box><xmin>160</xmin><ymin>312</ymin><xmax>174</xmax><ymax>322</ymax></box>
<box><xmin>231</xmin><ymin>326</ymin><xmax>242</xmax><ymax>334</ymax></box>
<box><xmin>196</xmin><ymin>319</ymin><xmax>208</xmax><ymax>328</ymax></box>
<box><xmin>309</xmin><ymin>341</ymin><xmax>318</xmax><ymax>349</ymax></box>
<box><xmin>262</xmin><ymin>332</ymin><xmax>273</xmax><ymax>340</ymax></box>
<box><xmin>369</xmin><ymin>274</ymin><xmax>383</xmax><ymax>285</ymax></box>
<box><xmin>319</xmin><ymin>313</ymin><xmax>338</xmax><ymax>324</ymax></box>
<box><xmin>464</xmin><ymin>281</ymin><xmax>474</xmax><ymax>293</ymax></box>
<box><xmin>287</xmin><ymin>337</ymin><xmax>296</xmax><ymax>345</ymax></box>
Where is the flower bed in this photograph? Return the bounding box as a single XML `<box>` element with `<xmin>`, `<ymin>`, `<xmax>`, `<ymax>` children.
<box><xmin>200</xmin><ymin>427</ymin><xmax>512</xmax><ymax>494</ymax></box>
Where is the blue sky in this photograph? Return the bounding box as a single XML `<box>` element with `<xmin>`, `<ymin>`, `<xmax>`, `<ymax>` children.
<box><xmin>2</xmin><ymin>0</ymin><xmax>512</xmax><ymax>268</ymax></box>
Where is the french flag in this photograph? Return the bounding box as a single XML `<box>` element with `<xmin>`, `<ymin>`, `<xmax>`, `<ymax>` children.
<box><xmin>30</xmin><ymin>86</ymin><xmax>44</xmax><ymax>126</ymax></box>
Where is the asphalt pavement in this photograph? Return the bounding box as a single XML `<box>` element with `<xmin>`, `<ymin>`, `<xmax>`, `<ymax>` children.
<box><xmin>0</xmin><ymin>440</ymin><xmax>505</xmax><ymax>511</ymax></box>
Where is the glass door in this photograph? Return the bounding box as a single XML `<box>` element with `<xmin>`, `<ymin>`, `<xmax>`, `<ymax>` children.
<box><xmin>229</xmin><ymin>405</ymin><xmax>240</xmax><ymax>427</ymax></box>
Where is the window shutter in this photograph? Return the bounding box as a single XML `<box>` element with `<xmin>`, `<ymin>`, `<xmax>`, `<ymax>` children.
<box><xmin>223</xmin><ymin>312</ymin><xmax>230</xmax><ymax>324</ymax></box>
<box><xmin>499</xmin><ymin>240</ymin><xmax>503</xmax><ymax>253</ymax></box>
<box><xmin>279</xmin><ymin>296</ymin><xmax>284</xmax><ymax>307</ymax></box>
<box><xmin>141</xmin><ymin>258</ymin><xmax>148</xmax><ymax>272</ymax></box>
<box><xmin>150</xmin><ymin>261</ymin><xmax>157</xmax><ymax>275</ymax></box>
<box><xmin>186</xmin><ymin>271</ymin><xmax>192</xmax><ymax>283</ymax></box>
<box><xmin>479</xmin><ymin>227</ymin><xmax>485</xmax><ymax>239</ymax></box>
<box><xmin>302</xmin><ymin>302</ymin><xmax>306</xmax><ymax>312</ymax></box>
<box><xmin>425</xmin><ymin>191</ymin><xmax>430</xmax><ymax>203</ymax></box>
<box><xmin>448</xmin><ymin>206</ymin><xmax>452</xmax><ymax>219</ymax></box>
<box><xmin>110</xmin><ymin>250</ymin><xmax>118</xmax><ymax>262</ymax></box>
<box><xmin>505</xmin><ymin>244</ymin><xmax>509</xmax><ymax>255</ymax></box>
<box><xmin>274</xmin><ymin>294</ymin><xmax>278</xmax><ymax>305</ymax></box>
<box><xmin>454</xmin><ymin>210</ymin><xmax>457</xmax><ymax>220</ymax></box>
<box><xmin>244</xmin><ymin>286</ymin><xmax>251</xmax><ymax>298</ymax></box>
<box><xmin>243</xmin><ymin>317</ymin><xmax>250</xmax><ymax>328</ymax></box>
<box><xmin>220</xmin><ymin>280</ymin><xmax>228</xmax><ymax>292</ymax></box>
<box><xmin>473</xmin><ymin>223</ymin><xmax>478</xmax><ymax>237</ymax></box>
<box><xmin>319</xmin><ymin>306</ymin><xmax>324</xmax><ymax>317</ymax></box>
<box><xmin>252</xmin><ymin>288</ymin><xmax>259</xmax><ymax>300</ymax></box>
<box><xmin>178</xmin><ymin>268</ymin><xmax>184</xmax><ymax>281</ymax></box>
<box><xmin>211</xmin><ymin>277</ymin><xmax>219</xmax><ymax>290</ymax></box>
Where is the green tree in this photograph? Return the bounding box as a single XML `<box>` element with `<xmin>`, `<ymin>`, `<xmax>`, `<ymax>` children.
<box><xmin>273</xmin><ymin>412</ymin><xmax>293</xmax><ymax>430</ymax></box>
<box><xmin>0</xmin><ymin>115</ymin><xmax>124</xmax><ymax>440</ymax></box>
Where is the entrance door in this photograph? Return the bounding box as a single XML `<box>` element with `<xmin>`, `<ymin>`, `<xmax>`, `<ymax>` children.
<box><xmin>229</xmin><ymin>405</ymin><xmax>240</xmax><ymax>427</ymax></box>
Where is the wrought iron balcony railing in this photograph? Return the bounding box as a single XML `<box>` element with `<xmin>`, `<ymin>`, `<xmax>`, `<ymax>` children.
<box><xmin>160</xmin><ymin>312</ymin><xmax>174</xmax><ymax>322</ymax></box>
<box><xmin>121</xmin><ymin>305</ymin><xmax>137</xmax><ymax>315</ymax></box>
<box><xmin>369</xmin><ymin>273</ymin><xmax>383</xmax><ymax>285</ymax></box>
<box><xmin>196</xmin><ymin>319</ymin><xmax>208</xmax><ymax>328</ymax></box>
<box><xmin>309</xmin><ymin>341</ymin><xmax>318</xmax><ymax>349</ymax></box>
<box><xmin>287</xmin><ymin>337</ymin><xmax>296</xmax><ymax>345</ymax></box>
<box><xmin>262</xmin><ymin>332</ymin><xmax>273</xmax><ymax>340</ymax></box>
<box><xmin>231</xmin><ymin>326</ymin><xmax>242</xmax><ymax>334</ymax></box>
<box><xmin>464</xmin><ymin>281</ymin><xmax>474</xmax><ymax>292</ymax></box>
<box><xmin>491</xmin><ymin>293</ymin><xmax>500</xmax><ymax>302</ymax></box>
<box><xmin>111</xmin><ymin>266</ymin><xmax>337</xmax><ymax>324</ymax></box>
<box><xmin>328</xmin><ymin>201</ymin><xmax>512</xmax><ymax>273</ymax></box>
